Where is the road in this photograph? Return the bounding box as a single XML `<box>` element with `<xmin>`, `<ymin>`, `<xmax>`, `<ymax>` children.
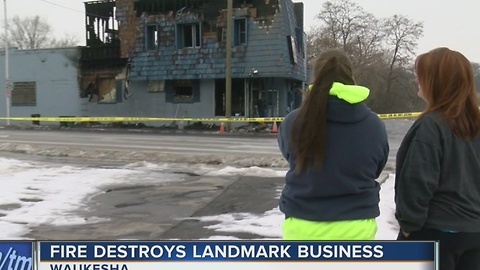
<box><xmin>0</xmin><ymin>121</ymin><xmax>412</xmax><ymax>240</ymax></box>
<box><xmin>0</xmin><ymin>129</ymin><xmax>281</xmax><ymax>156</ymax></box>
<box><xmin>0</xmin><ymin>119</ymin><xmax>412</xmax><ymax>170</ymax></box>
<box><xmin>0</xmin><ymin>119</ymin><xmax>413</xmax><ymax>165</ymax></box>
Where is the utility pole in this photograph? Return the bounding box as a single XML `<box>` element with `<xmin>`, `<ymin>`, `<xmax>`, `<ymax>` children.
<box><xmin>225</xmin><ymin>0</ymin><xmax>233</xmax><ymax>130</ymax></box>
<box><xmin>3</xmin><ymin>0</ymin><xmax>10</xmax><ymax>126</ymax></box>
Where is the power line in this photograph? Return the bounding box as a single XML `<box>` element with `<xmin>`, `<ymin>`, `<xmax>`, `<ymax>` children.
<box><xmin>39</xmin><ymin>0</ymin><xmax>85</xmax><ymax>15</ymax></box>
<box><xmin>38</xmin><ymin>0</ymin><xmax>112</xmax><ymax>19</ymax></box>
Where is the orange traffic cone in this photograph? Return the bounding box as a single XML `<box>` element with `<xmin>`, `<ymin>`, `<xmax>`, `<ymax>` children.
<box><xmin>272</xmin><ymin>121</ymin><xmax>278</xmax><ymax>133</ymax></box>
<box><xmin>219</xmin><ymin>122</ymin><xmax>225</xmax><ymax>133</ymax></box>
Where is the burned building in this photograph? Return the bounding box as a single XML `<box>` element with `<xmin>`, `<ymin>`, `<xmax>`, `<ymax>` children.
<box><xmin>80</xmin><ymin>0</ymin><xmax>126</xmax><ymax>103</ymax></box>
<box><xmin>81</xmin><ymin>0</ymin><xmax>307</xmax><ymax>118</ymax></box>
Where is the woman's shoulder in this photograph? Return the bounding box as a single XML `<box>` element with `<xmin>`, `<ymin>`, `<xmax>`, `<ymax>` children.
<box><xmin>284</xmin><ymin>108</ymin><xmax>300</xmax><ymax>123</ymax></box>
<box><xmin>408</xmin><ymin>112</ymin><xmax>447</xmax><ymax>142</ymax></box>
<box><xmin>414</xmin><ymin>112</ymin><xmax>444</xmax><ymax>128</ymax></box>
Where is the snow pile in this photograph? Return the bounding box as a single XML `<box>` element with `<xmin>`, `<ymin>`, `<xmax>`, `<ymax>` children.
<box><xmin>0</xmin><ymin>143</ymin><xmax>288</xmax><ymax>167</ymax></box>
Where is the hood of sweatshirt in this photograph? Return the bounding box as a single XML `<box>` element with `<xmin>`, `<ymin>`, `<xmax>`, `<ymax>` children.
<box><xmin>326</xmin><ymin>82</ymin><xmax>373</xmax><ymax>123</ymax></box>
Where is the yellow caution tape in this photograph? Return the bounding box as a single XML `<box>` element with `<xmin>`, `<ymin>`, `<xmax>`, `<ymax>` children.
<box><xmin>0</xmin><ymin>112</ymin><xmax>421</xmax><ymax>123</ymax></box>
<box><xmin>0</xmin><ymin>116</ymin><xmax>285</xmax><ymax>123</ymax></box>
<box><xmin>378</xmin><ymin>112</ymin><xmax>421</xmax><ymax>119</ymax></box>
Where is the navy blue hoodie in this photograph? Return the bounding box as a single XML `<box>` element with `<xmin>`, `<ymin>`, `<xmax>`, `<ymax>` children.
<box><xmin>278</xmin><ymin>95</ymin><xmax>389</xmax><ymax>222</ymax></box>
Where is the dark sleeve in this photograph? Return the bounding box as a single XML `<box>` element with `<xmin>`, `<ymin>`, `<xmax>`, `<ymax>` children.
<box><xmin>395</xmin><ymin>138</ymin><xmax>442</xmax><ymax>233</ymax></box>
<box><xmin>278</xmin><ymin>111</ymin><xmax>297</xmax><ymax>161</ymax></box>
<box><xmin>278</xmin><ymin>124</ymin><xmax>289</xmax><ymax>160</ymax></box>
<box><xmin>376</xmin><ymin>126</ymin><xmax>390</xmax><ymax>178</ymax></box>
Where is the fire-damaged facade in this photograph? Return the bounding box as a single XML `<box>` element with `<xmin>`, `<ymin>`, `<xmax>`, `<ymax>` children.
<box><xmin>80</xmin><ymin>0</ymin><xmax>126</xmax><ymax>104</ymax></box>
<box><xmin>80</xmin><ymin>0</ymin><xmax>307</xmax><ymax>118</ymax></box>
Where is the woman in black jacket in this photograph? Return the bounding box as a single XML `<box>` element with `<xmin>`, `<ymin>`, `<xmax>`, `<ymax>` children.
<box><xmin>395</xmin><ymin>47</ymin><xmax>480</xmax><ymax>269</ymax></box>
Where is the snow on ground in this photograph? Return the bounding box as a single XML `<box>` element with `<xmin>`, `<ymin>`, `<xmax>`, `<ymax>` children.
<box><xmin>191</xmin><ymin>174</ymin><xmax>399</xmax><ymax>240</ymax></box>
<box><xmin>376</xmin><ymin>176</ymin><xmax>399</xmax><ymax>239</ymax></box>
<box><xmin>191</xmin><ymin>186</ymin><xmax>284</xmax><ymax>239</ymax></box>
<box><xmin>124</xmin><ymin>161</ymin><xmax>288</xmax><ymax>178</ymax></box>
<box><xmin>0</xmin><ymin>158</ymin><xmax>398</xmax><ymax>240</ymax></box>
<box><xmin>0</xmin><ymin>158</ymin><xmax>182</xmax><ymax>238</ymax></box>
<box><xmin>200</xmin><ymin>166</ymin><xmax>288</xmax><ymax>178</ymax></box>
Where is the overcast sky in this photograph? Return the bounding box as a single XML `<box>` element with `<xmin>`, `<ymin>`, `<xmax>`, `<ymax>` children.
<box><xmin>2</xmin><ymin>0</ymin><xmax>479</xmax><ymax>62</ymax></box>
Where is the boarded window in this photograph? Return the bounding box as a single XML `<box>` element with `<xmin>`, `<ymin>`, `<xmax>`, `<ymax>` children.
<box><xmin>12</xmin><ymin>82</ymin><xmax>36</xmax><ymax>106</ymax></box>
<box><xmin>147</xmin><ymin>80</ymin><xmax>165</xmax><ymax>92</ymax></box>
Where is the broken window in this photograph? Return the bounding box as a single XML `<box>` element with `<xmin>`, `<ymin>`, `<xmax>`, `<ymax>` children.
<box><xmin>82</xmin><ymin>76</ymin><xmax>123</xmax><ymax>103</ymax></box>
<box><xmin>234</xmin><ymin>18</ymin><xmax>247</xmax><ymax>46</ymax></box>
<box><xmin>287</xmin><ymin>35</ymin><xmax>298</xmax><ymax>64</ymax></box>
<box><xmin>295</xmin><ymin>27</ymin><xmax>304</xmax><ymax>57</ymax></box>
<box><xmin>215</xmin><ymin>79</ymin><xmax>246</xmax><ymax>116</ymax></box>
<box><xmin>82</xmin><ymin>1</ymin><xmax>125</xmax><ymax>71</ymax></box>
<box><xmin>85</xmin><ymin>1</ymin><xmax>118</xmax><ymax>46</ymax></box>
<box><xmin>12</xmin><ymin>82</ymin><xmax>36</xmax><ymax>107</ymax></box>
<box><xmin>176</xmin><ymin>23</ymin><xmax>201</xmax><ymax>49</ymax></box>
<box><xmin>146</xmin><ymin>25</ymin><xmax>159</xmax><ymax>51</ymax></box>
<box><xmin>217</xmin><ymin>26</ymin><xmax>226</xmax><ymax>43</ymax></box>
<box><xmin>97</xmin><ymin>77</ymin><xmax>117</xmax><ymax>103</ymax></box>
<box><xmin>174</xmin><ymin>80</ymin><xmax>194</xmax><ymax>103</ymax></box>
<box><xmin>165</xmin><ymin>80</ymin><xmax>200</xmax><ymax>103</ymax></box>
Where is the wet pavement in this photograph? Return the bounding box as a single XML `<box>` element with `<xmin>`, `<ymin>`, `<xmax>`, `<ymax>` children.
<box><xmin>25</xmin><ymin>173</ymin><xmax>283</xmax><ymax>240</ymax></box>
<box><xmin>3</xmin><ymin>119</ymin><xmax>413</xmax><ymax>240</ymax></box>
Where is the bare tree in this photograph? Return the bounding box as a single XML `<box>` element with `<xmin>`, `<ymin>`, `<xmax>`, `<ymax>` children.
<box><xmin>383</xmin><ymin>15</ymin><xmax>423</xmax><ymax>94</ymax></box>
<box><xmin>317</xmin><ymin>0</ymin><xmax>372</xmax><ymax>50</ymax></box>
<box><xmin>8</xmin><ymin>15</ymin><xmax>51</xmax><ymax>49</ymax></box>
<box><xmin>306</xmin><ymin>0</ymin><xmax>425</xmax><ymax>113</ymax></box>
<box><xmin>472</xmin><ymin>62</ymin><xmax>480</xmax><ymax>91</ymax></box>
<box><xmin>50</xmin><ymin>34</ymin><xmax>80</xmax><ymax>48</ymax></box>
<box><xmin>311</xmin><ymin>0</ymin><xmax>386</xmax><ymax>73</ymax></box>
<box><xmin>308</xmin><ymin>0</ymin><xmax>388</xmax><ymax>110</ymax></box>
<box><xmin>349</xmin><ymin>16</ymin><xmax>385</xmax><ymax>79</ymax></box>
<box><xmin>306</xmin><ymin>26</ymin><xmax>324</xmax><ymax>65</ymax></box>
<box><xmin>1</xmin><ymin>15</ymin><xmax>79</xmax><ymax>49</ymax></box>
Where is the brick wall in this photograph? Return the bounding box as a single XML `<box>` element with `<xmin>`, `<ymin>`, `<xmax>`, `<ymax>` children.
<box><xmin>116</xmin><ymin>0</ymin><xmax>142</xmax><ymax>58</ymax></box>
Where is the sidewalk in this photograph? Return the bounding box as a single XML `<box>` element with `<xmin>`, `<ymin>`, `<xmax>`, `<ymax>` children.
<box><xmin>25</xmin><ymin>173</ymin><xmax>282</xmax><ymax>240</ymax></box>
<box><xmin>24</xmin><ymin>168</ymin><xmax>393</xmax><ymax>240</ymax></box>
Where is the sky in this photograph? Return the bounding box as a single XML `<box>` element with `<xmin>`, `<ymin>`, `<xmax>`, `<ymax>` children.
<box><xmin>0</xmin><ymin>157</ymin><xmax>397</xmax><ymax>240</ymax></box>
<box><xmin>2</xmin><ymin>0</ymin><xmax>479</xmax><ymax>62</ymax></box>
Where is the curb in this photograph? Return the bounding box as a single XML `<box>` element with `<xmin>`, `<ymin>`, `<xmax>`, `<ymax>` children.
<box><xmin>0</xmin><ymin>125</ymin><xmax>279</xmax><ymax>138</ymax></box>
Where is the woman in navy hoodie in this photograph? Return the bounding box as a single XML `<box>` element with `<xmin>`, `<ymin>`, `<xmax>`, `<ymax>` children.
<box><xmin>278</xmin><ymin>49</ymin><xmax>389</xmax><ymax>240</ymax></box>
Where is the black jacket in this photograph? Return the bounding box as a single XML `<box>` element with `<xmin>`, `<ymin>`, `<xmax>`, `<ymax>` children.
<box><xmin>278</xmin><ymin>97</ymin><xmax>389</xmax><ymax>221</ymax></box>
<box><xmin>395</xmin><ymin>112</ymin><xmax>480</xmax><ymax>233</ymax></box>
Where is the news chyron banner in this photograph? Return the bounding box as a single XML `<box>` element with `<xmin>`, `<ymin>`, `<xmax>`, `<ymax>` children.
<box><xmin>35</xmin><ymin>241</ymin><xmax>438</xmax><ymax>270</ymax></box>
<box><xmin>0</xmin><ymin>242</ymin><xmax>34</xmax><ymax>270</ymax></box>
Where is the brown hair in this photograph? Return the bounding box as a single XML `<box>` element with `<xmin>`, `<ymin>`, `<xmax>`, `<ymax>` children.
<box><xmin>415</xmin><ymin>47</ymin><xmax>480</xmax><ymax>139</ymax></box>
<box><xmin>292</xmin><ymin>49</ymin><xmax>355</xmax><ymax>173</ymax></box>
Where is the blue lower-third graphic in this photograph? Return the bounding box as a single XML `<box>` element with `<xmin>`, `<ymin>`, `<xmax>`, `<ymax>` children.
<box><xmin>0</xmin><ymin>242</ymin><xmax>33</xmax><ymax>270</ymax></box>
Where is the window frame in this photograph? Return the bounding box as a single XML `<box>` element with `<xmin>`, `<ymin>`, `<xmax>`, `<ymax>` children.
<box><xmin>173</xmin><ymin>80</ymin><xmax>194</xmax><ymax>102</ymax></box>
<box><xmin>176</xmin><ymin>22</ymin><xmax>201</xmax><ymax>49</ymax></box>
<box><xmin>234</xmin><ymin>18</ymin><xmax>247</xmax><ymax>46</ymax></box>
<box><xmin>146</xmin><ymin>24</ymin><xmax>159</xmax><ymax>51</ymax></box>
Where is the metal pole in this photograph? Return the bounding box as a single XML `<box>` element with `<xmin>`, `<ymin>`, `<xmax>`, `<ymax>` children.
<box><xmin>3</xmin><ymin>0</ymin><xmax>9</xmax><ymax>126</ymax></box>
<box><xmin>225</xmin><ymin>0</ymin><xmax>233</xmax><ymax>130</ymax></box>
